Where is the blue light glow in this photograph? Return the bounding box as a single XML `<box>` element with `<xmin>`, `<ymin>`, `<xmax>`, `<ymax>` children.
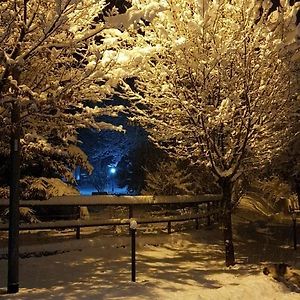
<box><xmin>110</xmin><ymin>167</ymin><xmax>116</xmax><ymax>174</ymax></box>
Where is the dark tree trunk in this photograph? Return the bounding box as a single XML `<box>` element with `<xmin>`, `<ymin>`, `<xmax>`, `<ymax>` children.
<box><xmin>294</xmin><ymin>179</ymin><xmax>300</xmax><ymax>208</ymax></box>
<box><xmin>7</xmin><ymin>101</ymin><xmax>21</xmax><ymax>294</ymax></box>
<box><xmin>220</xmin><ymin>177</ymin><xmax>235</xmax><ymax>267</ymax></box>
<box><xmin>223</xmin><ymin>207</ymin><xmax>235</xmax><ymax>266</ymax></box>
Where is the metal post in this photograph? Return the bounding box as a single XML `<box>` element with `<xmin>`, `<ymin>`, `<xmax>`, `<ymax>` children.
<box><xmin>131</xmin><ymin>228</ymin><xmax>136</xmax><ymax>282</ymax></box>
<box><xmin>8</xmin><ymin>102</ymin><xmax>21</xmax><ymax>294</ymax></box>
<box><xmin>128</xmin><ymin>205</ymin><xmax>134</xmax><ymax>234</ymax></box>
<box><xmin>129</xmin><ymin>219</ymin><xmax>137</xmax><ymax>282</ymax></box>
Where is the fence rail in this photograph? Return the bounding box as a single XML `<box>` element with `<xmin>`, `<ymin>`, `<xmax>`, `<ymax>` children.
<box><xmin>0</xmin><ymin>194</ymin><xmax>223</xmax><ymax>238</ymax></box>
<box><xmin>0</xmin><ymin>194</ymin><xmax>222</xmax><ymax>206</ymax></box>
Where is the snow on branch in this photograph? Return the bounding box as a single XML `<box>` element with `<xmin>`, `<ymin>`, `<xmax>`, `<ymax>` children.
<box><xmin>104</xmin><ymin>0</ymin><xmax>300</xmax><ymax>184</ymax></box>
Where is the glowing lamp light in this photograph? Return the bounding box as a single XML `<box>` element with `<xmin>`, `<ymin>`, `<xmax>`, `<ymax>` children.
<box><xmin>110</xmin><ymin>167</ymin><xmax>116</xmax><ymax>174</ymax></box>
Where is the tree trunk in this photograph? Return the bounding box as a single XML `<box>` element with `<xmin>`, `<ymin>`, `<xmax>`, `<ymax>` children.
<box><xmin>220</xmin><ymin>177</ymin><xmax>235</xmax><ymax>267</ymax></box>
<box><xmin>294</xmin><ymin>179</ymin><xmax>300</xmax><ymax>208</ymax></box>
<box><xmin>7</xmin><ymin>101</ymin><xmax>21</xmax><ymax>294</ymax></box>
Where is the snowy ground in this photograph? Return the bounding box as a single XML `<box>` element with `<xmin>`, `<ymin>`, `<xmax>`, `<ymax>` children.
<box><xmin>0</xmin><ymin>197</ymin><xmax>299</xmax><ymax>300</ymax></box>
<box><xmin>77</xmin><ymin>183</ymin><xmax>128</xmax><ymax>195</ymax></box>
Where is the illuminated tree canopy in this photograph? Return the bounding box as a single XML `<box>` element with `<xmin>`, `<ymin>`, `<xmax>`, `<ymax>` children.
<box><xmin>0</xmin><ymin>0</ymin><xmax>141</xmax><ymax>182</ymax></box>
<box><xmin>103</xmin><ymin>0</ymin><xmax>300</xmax><ymax>265</ymax></box>
<box><xmin>0</xmin><ymin>0</ymin><xmax>299</xmax><ymax>267</ymax></box>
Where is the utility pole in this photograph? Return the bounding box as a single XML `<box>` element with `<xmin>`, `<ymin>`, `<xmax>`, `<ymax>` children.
<box><xmin>7</xmin><ymin>101</ymin><xmax>21</xmax><ymax>293</ymax></box>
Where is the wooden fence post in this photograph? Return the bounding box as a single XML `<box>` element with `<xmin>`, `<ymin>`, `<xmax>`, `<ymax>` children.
<box><xmin>195</xmin><ymin>218</ymin><xmax>199</xmax><ymax>230</ymax></box>
<box><xmin>194</xmin><ymin>203</ymin><xmax>199</xmax><ymax>229</ymax></box>
<box><xmin>207</xmin><ymin>202</ymin><xmax>211</xmax><ymax>226</ymax></box>
<box><xmin>167</xmin><ymin>221</ymin><xmax>172</xmax><ymax>234</ymax></box>
<box><xmin>76</xmin><ymin>227</ymin><xmax>81</xmax><ymax>239</ymax></box>
<box><xmin>292</xmin><ymin>212</ymin><xmax>297</xmax><ymax>250</ymax></box>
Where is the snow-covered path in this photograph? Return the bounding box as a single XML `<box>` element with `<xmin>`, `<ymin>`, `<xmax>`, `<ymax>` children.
<box><xmin>0</xmin><ymin>218</ymin><xmax>299</xmax><ymax>300</ymax></box>
<box><xmin>0</xmin><ymin>230</ymin><xmax>300</xmax><ymax>300</ymax></box>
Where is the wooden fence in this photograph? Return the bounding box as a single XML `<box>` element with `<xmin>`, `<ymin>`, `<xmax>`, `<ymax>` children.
<box><xmin>0</xmin><ymin>194</ymin><xmax>223</xmax><ymax>238</ymax></box>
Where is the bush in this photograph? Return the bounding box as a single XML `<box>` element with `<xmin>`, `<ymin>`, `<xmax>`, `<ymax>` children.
<box><xmin>144</xmin><ymin>161</ymin><xmax>193</xmax><ymax>195</ymax></box>
<box><xmin>259</xmin><ymin>176</ymin><xmax>294</xmax><ymax>213</ymax></box>
<box><xmin>0</xmin><ymin>177</ymin><xmax>80</xmax><ymax>222</ymax></box>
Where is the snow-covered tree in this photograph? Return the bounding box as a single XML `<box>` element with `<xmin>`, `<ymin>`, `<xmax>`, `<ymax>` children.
<box><xmin>0</xmin><ymin>1</ymin><xmax>173</xmax><ymax>292</ymax></box>
<box><xmin>144</xmin><ymin>160</ymin><xmax>193</xmax><ymax>195</ymax></box>
<box><xmin>116</xmin><ymin>140</ymin><xmax>161</xmax><ymax>194</ymax></box>
<box><xmin>0</xmin><ymin>0</ymin><xmax>146</xmax><ymax>191</ymax></box>
<box><xmin>103</xmin><ymin>0</ymin><xmax>300</xmax><ymax>266</ymax></box>
<box><xmin>268</xmin><ymin>129</ymin><xmax>300</xmax><ymax>206</ymax></box>
<box><xmin>79</xmin><ymin>122</ymin><xmax>147</xmax><ymax>170</ymax></box>
<box><xmin>89</xmin><ymin>161</ymin><xmax>108</xmax><ymax>192</ymax></box>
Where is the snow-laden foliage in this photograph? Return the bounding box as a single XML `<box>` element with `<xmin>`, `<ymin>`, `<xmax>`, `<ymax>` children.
<box><xmin>144</xmin><ymin>161</ymin><xmax>193</xmax><ymax>195</ymax></box>
<box><xmin>100</xmin><ymin>0</ymin><xmax>299</xmax><ymax>266</ymax></box>
<box><xmin>79</xmin><ymin>125</ymin><xmax>147</xmax><ymax>172</ymax></box>
<box><xmin>0</xmin><ymin>0</ymin><xmax>146</xmax><ymax>182</ymax></box>
<box><xmin>143</xmin><ymin>158</ymin><xmax>220</xmax><ymax>196</ymax></box>
<box><xmin>269</xmin><ymin>122</ymin><xmax>300</xmax><ymax>205</ymax></box>
<box><xmin>0</xmin><ymin>185</ymin><xmax>9</xmax><ymax>199</ymax></box>
<box><xmin>2</xmin><ymin>207</ymin><xmax>39</xmax><ymax>223</ymax></box>
<box><xmin>254</xmin><ymin>175</ymin><xmax>300</xmax><ymax>213</ymax></box>
<box><xmin>89</xmin><ymin>161</ymin><xmax>108</xmax><ymax>192</ymax></box>
<box><xmin>21</xmin><ymin>177</ymin><xmax>79</xmax><ymax>200</ymax></box>
<box><xmin>116</xmin><ymin>140</ymin><xmax>161</xmax><ymax>194</ymax></box>
<box><xmin>0</xmin><ymin>177</ymin><xmax>78</xmax><ymax>200</ymax></box>
<box><xmin>0</xmin><ymin>177</ymin><xmax>78</xmax><ymax>220</ymax></box>
<box><xmin>103</xmin><ymin>0</ymin><xmax>300</xmax><ymax>184</ymax></box>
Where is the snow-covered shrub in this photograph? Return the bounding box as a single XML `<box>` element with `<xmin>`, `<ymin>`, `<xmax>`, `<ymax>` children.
<box><xmin>0</xmin><ymin>186</ymin><xmax>9</xmax><ymax>199</ymax></box>
<box><xmin>20</xmin><ymin>177</ymin><xmax>83</xmax><ymax>221</ymax></box>
<box><xmin>1</xmin><ymin>176</ymin><xmax>82</xmax><ymax>220</ymax></box>
<box><xmin>21</xmin><ymin>177</ymin><xmax>79</xmax><ymax>200</ymax></box>
<box><xmin>189</xmin><ymin>164</ymin><xmax>220</xmax><ymax>195</ymax></box>
<box><xmin>144</xmin><ymin>159</ymin><xmax>219</xmax><ymax>196</ymax></box>
<box><xmin>116</xmin><ymin>141</ymin><xmax>163</xmax><ymax>195</ymax></box>
<box><xmin>231</xmin><ymin>174</ymin><xmax>252</xmax><ymax>209</ymax></box>
<box><xmin>259</xmin><ymin>176</ymin><xmax>293</xmax><ymax>213</ymax></box>
<box><xmin>0</xmin><ymin>177</ymin><xmax>81</xmax><ymax>221</ymax></box>
<box><xmin>2</xmin><ymin>207</ymin><xmax>40</xmax><ymax>224</ymax></box>
<box><xmin>79</xmin><ymin>206</ymin><xmax>90</xmax><ymax>220</ymax></box>
<box><xmin>144</xmin><ymin>161</ymin><xmax>193</xmax><ymax>195</ymax></box>
<box><xmin>288</xmin><ymin>194</ymin><xmax>300</xmax><ymax>211</ymax></box>
<box><xmin>89</xmin><ymin>164</ymin><xmax>108</xmax><ymax>193</ymax></box>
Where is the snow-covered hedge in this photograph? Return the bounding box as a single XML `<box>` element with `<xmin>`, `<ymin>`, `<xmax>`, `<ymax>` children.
<box><xmin>0</xmin><ymin>177</ymin><xmax>79</xmax><ymax>200</ymax></box>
